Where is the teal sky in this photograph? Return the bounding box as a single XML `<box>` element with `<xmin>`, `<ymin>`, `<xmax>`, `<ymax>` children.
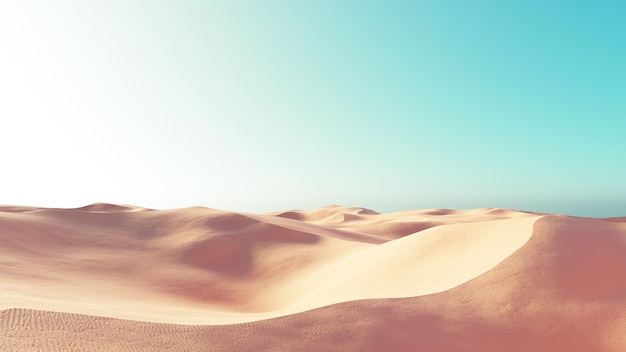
<box><xmin>1</xmin><ymin>1</ymin><xmax>625</xmax><ymax>217</ymax></box>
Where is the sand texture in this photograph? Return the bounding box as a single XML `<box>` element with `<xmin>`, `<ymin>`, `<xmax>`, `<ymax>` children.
<box><xmin>1</xmin><ymin>204</ymin><xmax>626</xmax><ymax>351</ymax></box>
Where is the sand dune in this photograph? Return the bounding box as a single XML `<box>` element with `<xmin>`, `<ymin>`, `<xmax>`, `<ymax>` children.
<box><xmin>1</xmin><ymin>204</ymin><xmax>625</xmax><ymax>351</ymax></box>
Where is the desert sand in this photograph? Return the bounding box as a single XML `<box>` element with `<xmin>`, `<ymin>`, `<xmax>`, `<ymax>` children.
<box><xmin>1</xmin><ymin>203</ymin><xmax>625</xmax><ymax>351</ymax></box>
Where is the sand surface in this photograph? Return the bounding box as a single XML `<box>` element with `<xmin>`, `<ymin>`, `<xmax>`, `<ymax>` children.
<box><xmin>1</xmin><ymin>203</ymin><xmax>625</xmax><ymax>351</ymax></box>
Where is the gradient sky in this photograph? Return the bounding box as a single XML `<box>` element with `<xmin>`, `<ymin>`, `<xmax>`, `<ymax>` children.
<box><xmin>1</xmin><ymin>1</ymin><xmax>625</xmax><ymax>216</ymax></box>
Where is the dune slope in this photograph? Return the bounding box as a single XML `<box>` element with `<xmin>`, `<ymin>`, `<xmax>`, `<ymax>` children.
<box><xmin>1</xmin><ymin>205</ymin><xmax>625</xmax><ymax>351</ymax></box>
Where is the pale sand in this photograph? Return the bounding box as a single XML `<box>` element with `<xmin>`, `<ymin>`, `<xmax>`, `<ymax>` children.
<box><xmin>1</xmin><ymin>203</ymin><xmax>625</xmax><ymax>351</ymax></box>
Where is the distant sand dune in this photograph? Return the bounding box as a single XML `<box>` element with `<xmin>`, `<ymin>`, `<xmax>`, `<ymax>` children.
<box><xmin>69</xmin><ymin>202</ymin><xmax>153</xmax><ymax>212</ymax></box>
<box><xmin>1</xmin><ymin>204</ymin><xmax>625</xmax><ymax>351</ymax></box>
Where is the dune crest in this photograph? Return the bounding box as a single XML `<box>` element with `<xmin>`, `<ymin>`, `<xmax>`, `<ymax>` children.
<box><xmin>2</xmin><ymin>204</ymin><xmax>625</xmax><ymax>351</ymax></box>
<box><xmin>69</xmin><ymin>202</ymin><xmax>153</xmax><ymax>212</ymax></box>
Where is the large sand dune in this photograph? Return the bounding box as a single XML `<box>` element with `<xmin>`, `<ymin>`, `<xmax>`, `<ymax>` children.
<box><xmin>1</xmin><ymin>204</ymin><xmax>625</xmax><ymax>351</ymax></box>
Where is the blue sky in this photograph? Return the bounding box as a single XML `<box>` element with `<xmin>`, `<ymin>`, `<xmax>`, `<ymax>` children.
<box><xmin>1</xmin><ymin>1</ymin><xmax>624</xmax><ymax>216</ymax></box>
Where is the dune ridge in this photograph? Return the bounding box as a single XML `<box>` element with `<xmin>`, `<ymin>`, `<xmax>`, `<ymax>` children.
<box><xmin>1</xmin><ymin>204</ymin><xmax>625</xmax><ymax>351</ymax></box>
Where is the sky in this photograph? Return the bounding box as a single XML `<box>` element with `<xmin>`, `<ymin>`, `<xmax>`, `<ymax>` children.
<box><xmin>1</xmin><ymin>1</ymin><xmax>625</xmax><ymax>217</ymax></box>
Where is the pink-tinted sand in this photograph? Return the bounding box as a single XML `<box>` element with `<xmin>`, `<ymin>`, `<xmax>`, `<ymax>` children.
<box><xmin>1</xmin><ymin>204</ymin><xmax>625</xmax><ymax>351</ymax></box>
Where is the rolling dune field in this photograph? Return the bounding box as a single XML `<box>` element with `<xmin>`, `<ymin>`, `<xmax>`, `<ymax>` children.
<box><xmin>1</xmin><ymin>204</ymin><xmax>625</xmax><ymax>351</ymax></box>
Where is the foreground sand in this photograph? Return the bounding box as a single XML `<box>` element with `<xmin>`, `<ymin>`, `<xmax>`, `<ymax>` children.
<box><xmin>1</xmin><ymin>204</ymin><xmax>625</xmax><ymax>351</ymax></box>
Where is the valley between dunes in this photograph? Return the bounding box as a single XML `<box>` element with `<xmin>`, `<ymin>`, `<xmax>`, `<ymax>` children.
<box><xmin>1</xmin><ymin>203</ymin><xmax>626</xmax><ymax>351</ymax></box>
